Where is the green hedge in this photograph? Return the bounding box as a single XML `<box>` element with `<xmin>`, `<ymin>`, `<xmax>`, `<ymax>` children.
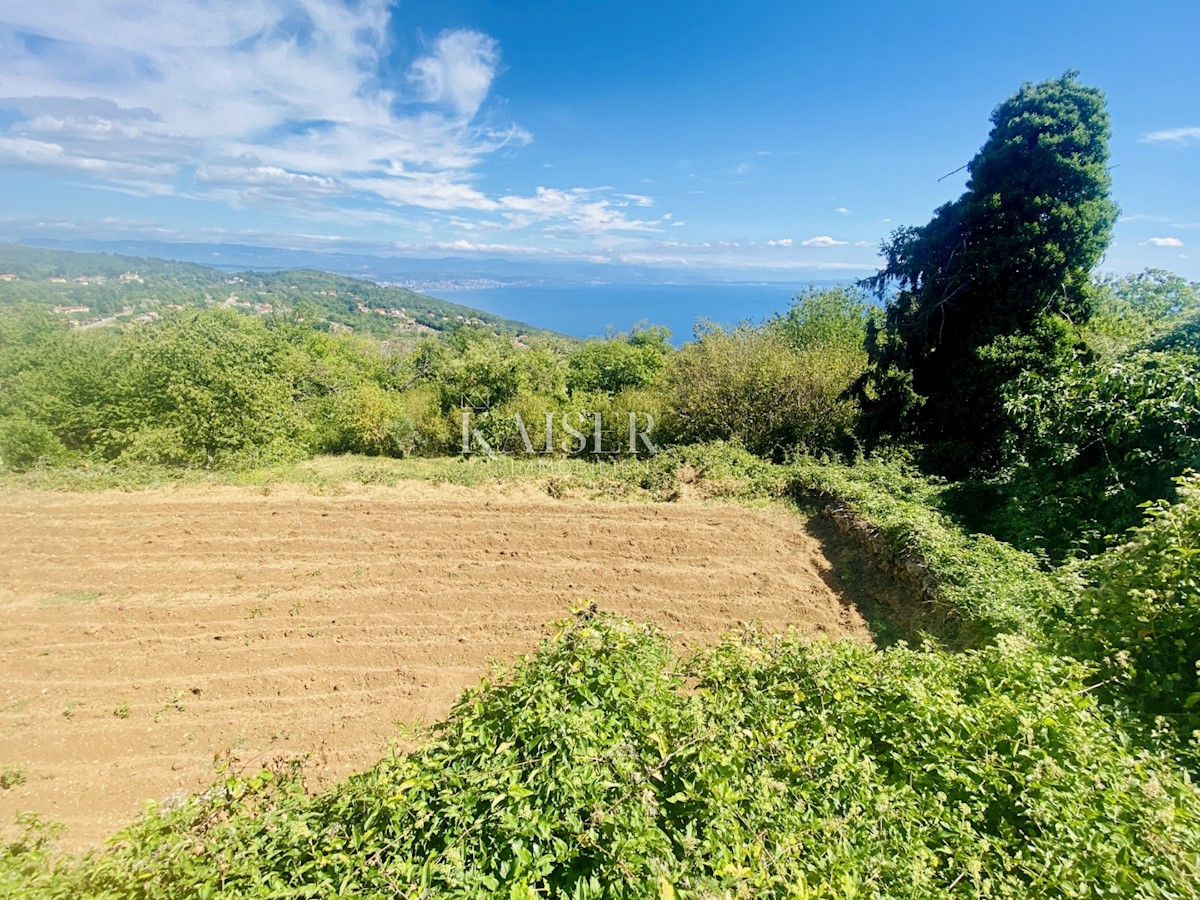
<box><xmin>7</xmin><ymin>616</ymin><xmax>1198</xmax><ymax>898</ymax></box>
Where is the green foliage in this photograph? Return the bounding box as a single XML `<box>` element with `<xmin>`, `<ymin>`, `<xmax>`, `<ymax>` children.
<box><xmin>114</xmin><ymin>310</ymin><xmax>307</xmax><ymax>467</ymax></box>
<box><xmin>1083</xmin><ymin>270</ymin><xmax>1200</xmax><ymax>358</ymax></box>
<box><xmin>437</xmin><ymin>331</ymin><xmax>568</xmax><ymax>412</ymax></box>
<box><xmin>306</xmin><ymin>382</ymin><xmax>415</xmax><ymax>457</ymax></box>
<box><xmin>660</xmin><ymin>305</ymin><xmax>863</xmax><ymax>460</ymax></box>
<box><xmin>791</xmin><ymin>457</ymin><xmax>1058</xmax><ymax>643</ymax></box>
<box><xmin>1053</xmin><ymin>473</ymin><xmax>1200</xmax><ymax>759</ymax></box>
<box><xmin>566</xmin><ymin>326</ymin><xmax>671</xmax><ymax>395</ymax></box>
<box><xmin>770</xmin><ymin>283</ymin><xmax>875</xmax><ymax>354</ymax></box>
<box><xmin>858</xmin><ymin>72</ymin><xmax>1119</xmax><ymax>475</ymax></box>
<box><xmin>0</xmin><ymin>764</ymin><xmax>26</xmax><ymax>790</ymax></box>
<box><xmin>999</xmin><ymin>348</ymin><xmax>1200</xmax><ymax>557</ymax></box>
<box><xmin>8</xmin><ymin>616</ymin><xmax>1199</xmax><ymax>897</ymax></box>
<box><xmin>0</xmin><ymin>416</ymin><xmax>67</xmax><ymax>471</ymax></box>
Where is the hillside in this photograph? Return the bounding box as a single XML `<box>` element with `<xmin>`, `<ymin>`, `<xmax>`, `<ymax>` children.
<box><xmin>0</xmin><ymin>244</ymin><xmax>557</xmax><ymax>344</ymax></box>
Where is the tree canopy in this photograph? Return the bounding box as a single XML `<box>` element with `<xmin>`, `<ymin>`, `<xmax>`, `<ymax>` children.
<box><xmin>857</xmin><ymin>71</ymin><xmax>1119</xmax><ymax>476</ymax></box>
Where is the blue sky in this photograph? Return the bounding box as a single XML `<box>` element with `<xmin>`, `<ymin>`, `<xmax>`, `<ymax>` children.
<box><xmin>0</xmin><ymin>0</ymin><xmax>1196</xmax><ymax>280</ymax></box>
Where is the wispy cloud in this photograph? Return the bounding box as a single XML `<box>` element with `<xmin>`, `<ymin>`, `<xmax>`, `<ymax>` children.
<box><xmin>800</xmin><ymin>235</ymin><xmax>848</xmax><ymax>248</ymax></box>
<box><xmin>1139</xmin><ymin>126</ymin><xmax>1200</xmax><ymax>144</ymax></box>
<box><xmin>766</xmin><ymin>238</ymin><xmax>793</xmax><ymax>247</ymax></box>
<box><xmin>408</xmin><ymin>30</ymin><xmax>500</xmax><ymax>118</ymax></box>
<box><xmin>1143</xmin><ymin>237</ymin><xmax>1184</xmax><ymax>247</ymax></box>
<box><xmin>0</xmin><ymin>1</ymin><xmax>660</xmax><ymax>236</ymax></box>
<box><xmin>834</xmin><ymin>207</ymin><xmax>849</xmax><ymax>215</ymax></box>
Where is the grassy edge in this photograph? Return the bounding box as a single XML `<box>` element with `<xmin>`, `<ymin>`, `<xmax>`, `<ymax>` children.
<box><xmin>788</xmin><ymin>457</ymin><xmax>1062</xmax><ymax>645</ymax></box>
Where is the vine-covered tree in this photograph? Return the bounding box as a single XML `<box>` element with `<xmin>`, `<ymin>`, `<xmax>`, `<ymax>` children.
<box><xmin>857</xmin><ymin>71</ymin><xmax>1119</xmax><ymax>475</ymax></box>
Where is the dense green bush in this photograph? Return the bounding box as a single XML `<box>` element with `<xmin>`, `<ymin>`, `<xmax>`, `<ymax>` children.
<box><xmin>659</xmin><ymin>303</ymin><xmax>863</xmax><ymax>460</ymax></box>
<box><xmin>999</xmin><ymin>348</ymin><xmax>1200</xmax><ymax>557</ymax></box>
<box><xmin>436</xmin><ymin>331</ymin><xmax>568</xmax><ymax>412</ymax></box>
<box><xmin>8</xmin><ymin>616</ymin><xmax>1199</xmax><ymax>898</ymax></box>
<box><xmin>566</xmin><ymin>326</ymin><xmax>671</xmax><ymax>395</ymax></box>
<box><xmin>1053</xmin><ymin>472</ymin><xmax>1200</xmax><ymax>759</ymax></box>
<box><xmin>0</xmin><ymin>415</ymin><xmax>67</xmax><ymax>471</ymax></box>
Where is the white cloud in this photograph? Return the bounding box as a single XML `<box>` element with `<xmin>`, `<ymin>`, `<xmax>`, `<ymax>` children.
<box><xmin>0</xmin><ymin>2</ymin><xmax>665</xmax><ymax>236</ymax></box>
<box><xmin>426</xmin><ymin>239</ymin><xmax>547</xmax><ymax>255</ymax></box>
<box><xmin>733</xmin><ymin>162</ymin><xmax>752</xmax><ymax>175</ymax></box>
<box><xmin>800</xmin><ymin>235</ymin><xmax>849</xmax><ymax>248</ymax></box>
<box><xmin>834</xmin><ymin>207</ymin><xmax>849</xmax><ymax>215</ymax></box>
<box><xmin>1143</xmin><ymin>237</ymin><xmax>1184</xmax><ymax>247</ymax></box>
<box><xmin>408</xmin><ymin>30</ymin><xmax>500</xmax><ymax>119</ymax></box>
<box><xmin>196</xmin><ymin>157</ymin><xmax>343</xmax><ymax>195</ymax></box>
<box><xmin>766</xmin><ymin>238</ymin><xmax>793</xmax><ymax>248</ymax></box>
<box><xmin>1139</xmin><ymin>126</ymin><xmax>1200</xmax><ymax>144</ymax></box>
<box><xmin>498</xmin><ymin>187</ymin><xmax>664</xmax><ymax>234</ymax></box>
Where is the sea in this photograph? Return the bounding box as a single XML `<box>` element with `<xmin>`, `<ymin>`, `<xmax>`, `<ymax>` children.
<box><xmin>427</xmin><ymin>282</ymin><xmax>845</xmax><ymax>345</ymax></box>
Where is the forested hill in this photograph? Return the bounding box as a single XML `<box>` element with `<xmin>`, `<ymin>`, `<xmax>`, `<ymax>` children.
<box><xmin>0</xmin><ymin>243</ymin><xmax>554</xmax><ymax>343</ymax></box>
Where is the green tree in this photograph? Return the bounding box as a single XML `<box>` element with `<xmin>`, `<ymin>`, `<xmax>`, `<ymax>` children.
<box><xmin>1082</xmin><ymin>269</ymin><xmax>1200</xmax><ymax>359</ymax></box>
<box><xmin>566</xmin><ymin>325</ymin><xmax>671</xmax><ymax>396</ymax></box>
<box><xmin>660</xmin><ymin>318</ymin><xmax>861</xmax><ymax>460</ymax></box>
<box><xmin>857</xmin><ymin>72</ymin><xmax>1118</xmax><ymax>475</ymax></box>
<box><xmin>770</xmin><ymin>284</ymin><xmax>874</xmax><ymax>354</ymax></box>
<box><xmin>997</xmin><ymin>301</ymin><xmax>1200</xmax><ymax>557</ymax></box>
<box><xmin>118</xmin><ymin>310</ymin><xmax>305</xmax><ymax>466</ymax></box>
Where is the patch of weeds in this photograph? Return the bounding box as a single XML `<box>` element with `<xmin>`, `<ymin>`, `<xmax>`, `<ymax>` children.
<box><xmin>114</xmin><ymin>703</ymin><xmax>131</xmax><ymax>720</ymax></box>
<box><xmin>61</xmin><ymin>700</ymin><xmax>78</xmax><ymax>720</ymax></box>
<box><xmin>245</xmin><ymin>604</ymin><xmax>267</xmax><ymax>619</ymax></box>
<box><xmin>288</xmin><ymin>600</ymin><xmax>304</xmax><ymax>616</ymax></box>
<box><xmin>154</xmin><ymin>690</ymin><xmax>186</xmax><ymax>723</ymax></box>
<box><xmin>38</xmin><ymin>590</ymin><xmax>102</xmax><ymax>606</ymax></box>
<box><xmin>0</xmin><ymin>763</ymin><xmax>26</xmax><ymax>790</ymax></box>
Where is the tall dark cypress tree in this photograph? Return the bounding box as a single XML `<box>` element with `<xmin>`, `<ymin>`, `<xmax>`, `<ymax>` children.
<box><xmin>857</xmin><ymin>71</ymin><xmax>1119</xmax><ymax>476</ymax></box>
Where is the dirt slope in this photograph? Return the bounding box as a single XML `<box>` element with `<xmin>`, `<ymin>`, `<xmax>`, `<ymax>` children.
<box><xmin>0</xmin><ymin>482</ymin><xmax>869</xmax><ymax>848</ymax></box>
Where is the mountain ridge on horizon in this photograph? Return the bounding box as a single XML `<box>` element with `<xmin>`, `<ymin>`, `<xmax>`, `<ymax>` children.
<box><xmin>15</xmin><ymin>237</ymin><xmax>856</xmax><ymax>290</ymax></box>
<box><xmin>0</xmin><ymin>242</ymin><xmax>565</xmax><ymax>342</ymax></box>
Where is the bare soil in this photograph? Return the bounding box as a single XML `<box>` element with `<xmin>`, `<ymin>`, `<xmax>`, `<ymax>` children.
<box><xmin>0</xmin><ymin>481</ymin><xmax>870</xmax><ymax>848</ymax></box>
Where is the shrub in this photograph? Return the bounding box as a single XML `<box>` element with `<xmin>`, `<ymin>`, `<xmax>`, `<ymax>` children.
<box><xmin>1000</xmin><ymin>348</ymin><xmax>1200</xmax><ymax>558</ymax></box>
<box><xmin>0</xmin><ymin>417</ymin><xmax>66</xmax><ymax>471</ymax></box>
<box><xmin>660</xmin><ymin>322</ymin><xmax>860</xmax><ymax>460</ymax></box>
<box><xmin>10</xmin><ymin>616</ymin><xmax>1199</xmax><ymax>897</ymax></box>
<box><xmin>566</xmin><ymin>326</ymin><xmax>671</xmax><ymax>396</ymax></box>
<box><xmin>1053</xmin><ymin>472</ymin><xmax>1200</xmax><ymax>759</ymax></box>
<box><xmin>307</xmin><ymin>382</ymin><xmax>414</xmax><ymax>457</ymax></box>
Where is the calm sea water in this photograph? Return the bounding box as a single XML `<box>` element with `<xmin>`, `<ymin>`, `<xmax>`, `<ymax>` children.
<box><xmin>429</xmin><ymin>282</ymin><xmax>828</xmax><ymax>344</ymax></box>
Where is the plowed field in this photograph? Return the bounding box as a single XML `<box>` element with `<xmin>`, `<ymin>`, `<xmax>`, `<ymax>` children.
<box><xmin>0</xmin><ymin>482</ymin><xmax>869</xmax><ymax>847</ymax></box>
